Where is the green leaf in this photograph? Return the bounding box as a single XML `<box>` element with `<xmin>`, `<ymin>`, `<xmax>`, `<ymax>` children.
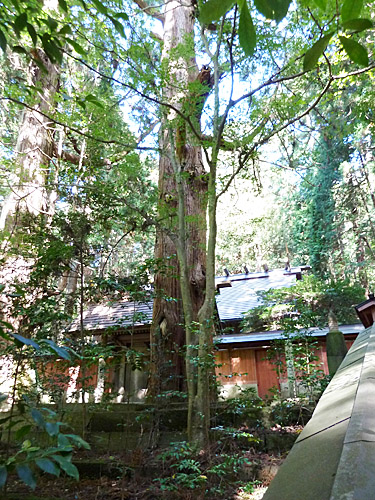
<box><xmin>43</xmin><ymin>339</ymin><xmax>71</xmax><ymax>360</ymax></box>
<box><xmin>114</xmin><ymin>12</ymin><xmax>129</xmax><ymax>21</ymax></box>
<box><xmin>58</xmin><ymin>0</ymin><xmax>68</xmax><ymax>12</ymax></box>
<box><xmin>109</xmin><ymin>16</ymin><xmax>125</xmax><ymax>38</ymax></box>
<box><xmin>11</xmin><ymin>333</ymin><xmax>40</xmax><ymax>349</ymax></box>
<box><xmin>31</xmin><ymin>408</ymin><xmax>45</xmax><ymax>428</ymax></box>
<box><xmin>76</xmin><ymin>99</ymin><xmax>86</xmax><ymax>110</ymax></box>
<box><xmin>27</xmin><ymin>23</ymin><xmax>37</xmax><ymax>45</ymax></box>
<box><xmin>46</xmin><ymin>16</ymin><xmax>59</xmax><ymax>32</ymax></box>
<box><xmin>0</xmin><ymin>29</ymin><xmax>7</xmax><ymax>51</ymax></box>
<box><xmin>65</xmin><ymin>434</ymin><xmax>91</xmax><ymax>450</ymax></box>
<box><xmin>66</xmin><ymin>38</ymin><xmax>86</xmax><ymax>56</ymax></box>
<box><xmin>14</xmin><ymin>12</ymin><xmax>28</xmax><ymax>36</ymax></box>
<box><xmin>85</xmin><ymin>94</ymin><xmax>104</xmax><ymax>108</ymax></box>
<box><xmin>199</xmin><ymin>0</ymin><xmax>236</xmax><ymax>24</ymax></box>
<box><xmin>41</xmin><ymin>34</ymin><xmax>63</xmax><ymax>64</ymax></box>
<box><xmin>238</xmin><ymin>1</ymin><xmax>256</xmax><ymax>57</ymax></box>
<box><xmin>45</xmin><ymin>421</ymin><xmax>60</xmax><ymax>436</ymax></box>
<box><xmin>303</xmin><ymin>31</ymin><xmax>334</xmax><ymax>71</ymax></box>
<box><xmin>57</xmin><ymin>433</ymin><xmax>71</xmax><ymax>448</ymax></box>
<box><xmin>253</xmin><ymin>0</ymin><xmax>292</xmax><ymax>22</ymax></box>
<box><xmin>52</xmin><ymin>455</ymin><xmax>79</xmax><ymax>480</ymax></box>
<box><xmin>91</xmin><ymin>0</ymin><xmax>108</xmax><ymax>15</ymax></box>
<box><xmin>59</xmin><ymin>25</ymin><xmax>72</xmax><ymax>35</ymax></box>
<box><xmin>12</xmin><ymin>45</ymin><xmax>27</xmax><ymax>55</ymax></box>
<box><xmin>36</xmin><ymin>458</ymin><xmax>60</xmax><ymax>476</ymax></box>
<box><xmin>0</xmin><ymin>393</ymin><xmax>8</xmax><ymax>403</ymax></box>
<box><xmin>15</xmin><ymin>424</ymin><xmax>32</xmax><ymax>440</ymax></box>
<box><xmin>16</xmin><ymin>464</ymin><xmax>36</xmax><ymax>489</ymax></box>
<box><xmin>342</xmin><ymin>0</ymin><xmax>363</xmax><ymax>23</ymax></box>
<box><xmin>0</xmin><ymin>465</ymin><xmax>7</xmax><ymax>488</ymax></box>
<box><xmin>343</xmin><ymin>18</ymin><xmax>373</xmax><ymax>32</ymax></box>
<box><xmin>339</xmin><ymin>35</ymin><xmax>368</xmax><ymax>66</ymax></box>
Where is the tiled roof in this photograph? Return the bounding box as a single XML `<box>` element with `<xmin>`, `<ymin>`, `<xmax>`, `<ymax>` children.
<box><xmin>69</xmin><ymin>267</ymin><xmax>305</xmax><ymax>332</ymax></box>
<box><xmin>216</xmin><ymin>269</ymin><xmax>299</xmax><ymax>321</ymax></box>
<box><xmin>69</xmin><ymin>300</ymin><xmax>153</xmax><ymax>332</ymax></box>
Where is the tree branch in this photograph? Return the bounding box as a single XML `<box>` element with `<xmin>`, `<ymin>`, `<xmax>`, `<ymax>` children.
<box><xmin>217</xmin><ymin>76</ymin><xmax>334</xmax><ymax>200</ymax></box>
<box><xmin>133</xmin><ymin>0</ymin><xmax>165</xmax><ymax>23</ymax></box>
<box><xmin>2</xmin><ymin>97</ymin><xmax>159</xmax><ymax>152</ymax></box>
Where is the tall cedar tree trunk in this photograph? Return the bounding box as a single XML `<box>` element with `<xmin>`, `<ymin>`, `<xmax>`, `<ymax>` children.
<box><xmin>0</xmin><ymin>52</ymin><xmax>59</xmax><ymax>234</ymax></box>
<box><xmin>150</xmin><ymin>0</ymin><xmax>207</xmax><ymax>434</ymax></box>
<box><xmin>0</xmin><ymin>52</ymin><xmax>59</xmax><ymax>323</ymax></box>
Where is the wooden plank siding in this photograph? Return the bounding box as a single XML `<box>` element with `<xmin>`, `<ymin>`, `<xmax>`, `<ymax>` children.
<box><xmin>215</xmin><ymin>349</ymin><xmax>257</xmax><ymax>386</ymax></box>
<box><xmin>255</xmin><ymin>349</ymin><xmax>280</xmax><ymax>398</ymax></box>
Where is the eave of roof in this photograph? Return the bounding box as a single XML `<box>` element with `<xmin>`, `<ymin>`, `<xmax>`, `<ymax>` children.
<box><xmin>215</xmin><ymin>323</ymin><xmax>364</xmax><ymax>346</ymax></box>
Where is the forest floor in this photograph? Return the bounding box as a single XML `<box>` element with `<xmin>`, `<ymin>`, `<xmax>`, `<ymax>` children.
<box><xmin>5</xmin><ymin>448</ymin><xmax>286</xmax><ymax>499</ymax></box>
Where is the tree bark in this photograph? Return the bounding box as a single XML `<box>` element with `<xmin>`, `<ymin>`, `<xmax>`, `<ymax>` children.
<box><xmin>0</xmin><ymin>52</ymin><xmax>59</xmax><ymax>235</ymax></box>
<box><xmin>0</xmin><ymin>52</ymin><xmax>59</xmax><ymax>325</ymax></box>
<box><xmin>150</xmin><ymin>0</ymin><xmax>207</xmax><ymax>430</ymax></box>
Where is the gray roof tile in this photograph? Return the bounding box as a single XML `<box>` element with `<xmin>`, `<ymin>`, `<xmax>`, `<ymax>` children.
<box><xmin>69</xmin><ymin>268</ymin><xmax>304</xmax><ymax>332</ymax></box>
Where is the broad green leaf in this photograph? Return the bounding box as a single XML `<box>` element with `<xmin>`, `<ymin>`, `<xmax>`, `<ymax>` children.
<box><xmin>45</xmin><ymin>421</ymin><xmax>60</xmax><ymax>436</ymax></box>
<box><xmin>57</xmin><ymin>433</ymin><xmax>71</xmax><ymax>448</ymax></box>
<box><xmin>41</xmin><ymin>34</ymin><xmax>63</xmax><ymax>64</ymax></box>
<box><xmin>85</xmin><ymin>94</ymin><xmax>104</xmax><ymax>108</ymax></box>
<box><xmin>36</xmin><ymin>458</ymin><xmax>60</xmax><ymax>476</ymax></box>
<box><xmin>66</xmin><ymin>38</ymin><xmax>86</xmax><ymax>56</ymax></box>
<box><xmin>52</xmin><ymin>455</ymin><xmax>79</xmax><ymax>480</ymax></box>
<box><xmin>0</xmin><ymin>465</ymin><xmax>7</xmax><ymax>488</ymax></box>
<box><xmin>14</xmin><ymin>12</ymin><xmax>27</xmax><ymax>36</ymax></box>
<box><xmin>46</xmin><ymin>16</ymin><xmax>59</xmax><ymax>32</ymax></box>
<box><xmin>109</xmin><ymin>16</ymin><xmax>125</xmax><ymax>38</ymax></box>
<box><xmin>0</xmin><ymin>29</ymin><xmax>7</xmax><ymax>51</ymax></box>
<box><xmin>27</xmin><ymin>23</ymin><xmax>37</xmax><ymax>45</ymax></box>
<box><xmin>343</xmin><ymin>18</ymin><xmax>373</xmax><ymax>32</ymax></box>
<box><xmin>43</xmin><ymin>339</ymin><xmax>71</xmax><ymax>360</ymax></box>
<box><xmin>65</xmin><ymin>434</ymin><xmax>91</xmax><ymax>449</ymax></box>
<box><xmin>342</xmin><ymin>0</ymin><xmax>363</xmax><ymax>22</ymax></box>
<box><xmin>200</xmin><ymin>0</ymin><xmax>236</xmax><ymax>24</ymax></box>
<box><xmin>114</xmin><ymin>12</ymin><xmax>129</xmax><ymax>21</ymax></box>
<box><xmin>238</xmin><ymin>1</ymin><xmax>256</xmax><ymax>57</ymax></box>
<box><xmin>16</xmin><ymin>464</ymin><xmax>36</xmax><ymax>489</ymax></box>
<box><xmin>303</xmin><ymin>31</ymin><xmax>334</xmax><ymax>71</ymax></box>
<box><xmin>58</xmin><ymin>0</ymin><xmax>68</xmax><ymax>12</ymax></box>
<box><xmin>254</xmin><ymin>0</ymin><xmax>292</xmax><ymax>22</ymax></box>
<box><xmin>11</xmin><ymin>333</ymin><xmax>40</xmax><ymax>349</ymax></box>
<box><xmin>91</xmin><ymin>0</ymin><xmax>108</xmax><ymax>15</ymax></box>
<box><xmin>31</xmin><ymin>408</ymin><xmax>45</xmax><ymax>428</ymax></box>
<box><xmin>339</xmin><ymin>36</ymin><xmax>368</xmax><ymax>66</ymax></box>
<box><xmin>15</xmin><ymin>424</ymin><xmax>32</xmax><ymax>440</ymax></box>
<box><xmin>59</xmin><ymin>25</ymin><xmax>72</xmax><ymax>35</ymax></box>
<box><xmin>12</xmin><ymin>45</ymin><xmax>27</xmax><ymax>55</ymax></box>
